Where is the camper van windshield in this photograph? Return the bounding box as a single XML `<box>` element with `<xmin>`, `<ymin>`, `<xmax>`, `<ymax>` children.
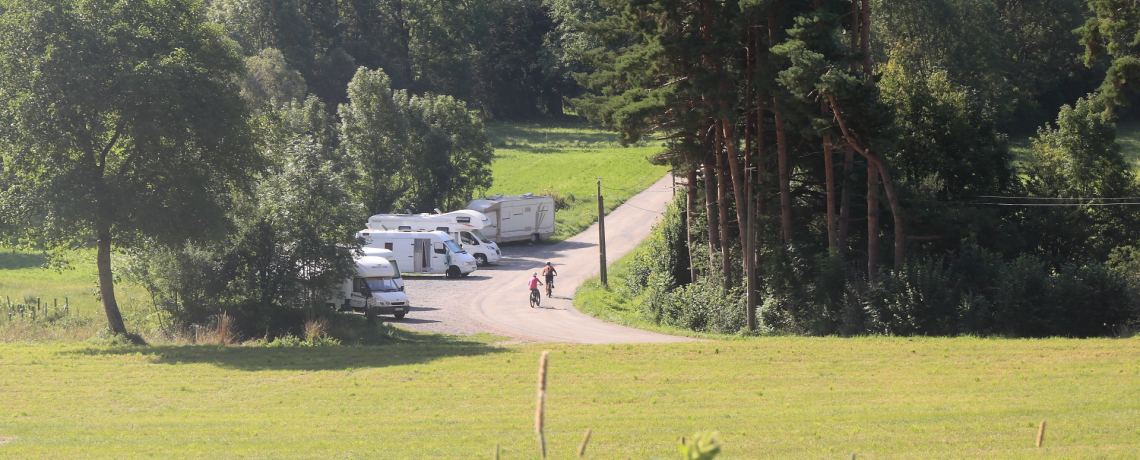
<box><xmin>444</xmin><ymin>240</ymin><xmax>465</xmax><ymax>254</ymax></box>
<box><xmin>364</xmin><ymin>278</ymin><xmax>400</xmax><ymax>292</ymax></box>
<box><xmin>471</xmin><ymin>230</ymin><xmax>492</xmax><ymax>244</ymax></box>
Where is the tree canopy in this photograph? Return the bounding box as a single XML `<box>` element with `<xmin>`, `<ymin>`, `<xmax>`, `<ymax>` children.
<box><xmin>0</xmin><ymin>0</ymin><xmax>261</xmax><ymax>334</ymax></box>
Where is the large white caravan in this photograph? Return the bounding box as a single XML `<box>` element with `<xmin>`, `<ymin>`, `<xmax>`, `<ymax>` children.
<box><xmin>466</xmin><ymin>194</ymin><xmax>556</xmax><ymax>243</ymax></box>
<box><xmin>366</xmin><ymin>210</ymin><xmax>502</xmax><ymax>266</ymax></box>
<box><xmin>357</xmin><ymin>230</ymin><xmax>477</xmax><ymax>277</ymax></box>
<box><xmin>328</xmin><ymin>254</ymin><xmax>410</xmax><ymax>319</ymax></box>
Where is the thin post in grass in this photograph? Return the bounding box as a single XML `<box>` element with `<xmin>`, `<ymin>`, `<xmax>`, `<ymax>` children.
<box><xmin>535</xmin><ymin>350</ymin><xmax>549</xmax><ymax>458</ymax></box>
<box><xmin>493</xmin><ymin>442</ymin><xmax>500</xmax><ymax>460</ymax></box>
<box><xmin>1036</xmin><ymin>420</ymin><xmax>1046</xmax><ymax>447</ymax></box>
<box><xmin>596</xmin><ymin>178</ymin><xmax>608</xmax><ymax>288</ymax></box>
<box><xmin>577</xmin><ymin>428</ymin><xmax>592</xmax><ymax>457</ymax></box>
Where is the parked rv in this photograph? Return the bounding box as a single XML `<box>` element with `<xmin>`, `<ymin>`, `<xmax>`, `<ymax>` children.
<box><xmin>360</xmin><ymin>247</ymin><xmax>405</xmax><ymax>290</ymax></box>
<box><xmin>357</xmin><ymin>230</ymin><xmax>478</xmax><ymax>278</ymax></box>
<box><xmin>466</xmin><ymin>193</ymin><xmax>555</xmax><ymax>243</ymax></box>
<box><xmin>328</xmin><ymin>254</ymin><xmax>410</xmax><ymax>319</ymax></box>
<box><xmin>366</xmin><ymin>210</ymin><xmax>502</xmax><ymax>266</ymax></box>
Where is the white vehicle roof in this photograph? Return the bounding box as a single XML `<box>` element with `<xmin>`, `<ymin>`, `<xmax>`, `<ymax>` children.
<box><xmin>366</xmin><ymin>209</ymin><xmax>489</xmax><ymax>231</ymax></box>
<box><xmin>355</xmin><ymin>255</ymin><xmax>396</xmax><ymax>278</ymax></box>
<box><xmin>467</xmin><ymin>193</ymin><xmax>552</xmax><ymax>212</ymax></box>
<box><xmin>360</xmin><ymin>246</ymin><xmax>396</xmax><ymax>259</ymax></box>
<box><xmin>357</xmin><ymin>229</ymin><xmax>456</xmax><ymax>242</ymax></box>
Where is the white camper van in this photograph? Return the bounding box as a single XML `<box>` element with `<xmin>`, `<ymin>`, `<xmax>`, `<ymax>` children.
<box><xmin>466</xmin><ymin>193</ymin><xmax>556</xmax><ymax>243</ymax></box>
<box><xmin>357</xmin><ymin>230</ymin><xmax>477</xmax><ymax>278</ymax></box>
<box><xmin>366</xmin><ymin>210</ymin><xmax>502</xmax><ymax>266</ymax></box>
<box><xmin>360</xmin><ymin>247</ymin><xmax>405</xmax><ymax>291</ymax></box>
<box><xmin>328</xmin><ymin>255</ymin><xmax>410</xmax><ymax>319</ymax></box>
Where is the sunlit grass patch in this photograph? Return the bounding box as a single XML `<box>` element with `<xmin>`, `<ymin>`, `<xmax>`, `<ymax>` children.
<box><xmin>0</xmin><ymin>249</ymin><xmax>153</xmax><ymax>341</ymax></box>
<box><xmin>0</xmin><ymin>335</ymin><xmax>1137</xmax><ymax>458</ymax></box>
<box><xmin>485</xmin><ymin>119</ymin><xmax>668</xmax><ymax>241</ymax></box>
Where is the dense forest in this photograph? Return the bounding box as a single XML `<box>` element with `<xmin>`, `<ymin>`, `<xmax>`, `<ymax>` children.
<box><xmin>1</xmin><ymin>0</ymin><xmax>1139</xmax><ymax>338</ymax></box>
<box><xmin>579</xmin><ymin>0</ymin><xmax>1140</xmax><ymax>337</ymax></box>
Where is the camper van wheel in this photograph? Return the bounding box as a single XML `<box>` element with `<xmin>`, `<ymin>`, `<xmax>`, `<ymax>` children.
<box><xmin>529</xmin><ymin>233</ymin><xmax>539</xmax><ymax>243</ymax></box>
<box><xmin>446</xmin><ymin>266</ymin><xmax>461</xmax><ymax>278</ymax></box>
<box><xmin>474</xmin><ymin>254</ymin><xmax>488</xmax><ymax>266</ymax></box>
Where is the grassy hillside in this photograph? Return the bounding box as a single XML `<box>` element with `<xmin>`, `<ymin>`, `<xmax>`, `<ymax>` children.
<box><xmin>0</xmin><ymin>336</ymin><xmax>1136</xmax><ymax>458</ymax></box>
<box><xmin>484</xmin><ymin>119</ymin><xmax>668</xmax><ymax>241</ymax></box>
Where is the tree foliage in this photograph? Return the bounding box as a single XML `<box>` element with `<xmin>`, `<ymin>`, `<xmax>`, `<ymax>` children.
<box><xmin>1076</xmin><ymin>0</ymin><xmax>1140</xmax><ymax>113</ymax></box>
<box><xmin>339</xmin><ymin>67</ymin><xmax>493</xmax><ymax>214</ymax></box>
<box><xmin>0</xmin><ymin>0</ymin><xmax>260</xmax><ymax>334</ymax></box>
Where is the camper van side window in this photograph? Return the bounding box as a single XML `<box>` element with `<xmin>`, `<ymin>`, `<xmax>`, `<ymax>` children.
<box><xmin>462</xmin><ymin>232</ymin><xmax>478</xmax><ymax>246</ymax></box>
<box><xmin>433</xmin><ymin>242</ymin><xmax>446</xmax><ymax>254</ymax></box>
<box><xmin>384</xmin><ymin>243</ymin><xmax>393</xmax><ymax>250</ymax></box>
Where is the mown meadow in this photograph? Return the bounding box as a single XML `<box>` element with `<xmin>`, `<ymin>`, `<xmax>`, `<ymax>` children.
<box><xmin>0</xmin><ymin>335</ymin><xmax>1137</xmax><ymax>458</ymax></box>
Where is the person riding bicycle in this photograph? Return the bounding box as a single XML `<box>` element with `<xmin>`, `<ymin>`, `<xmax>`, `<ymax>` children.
<box><xmin>542</xmin><ymin>262</ymin><xmax>557</xmax><ymax>296</ymax></box>
<box><xmin>528</xmin><ymin>273</ymin><xmax>544</xmax><ymax>307</ymax></box>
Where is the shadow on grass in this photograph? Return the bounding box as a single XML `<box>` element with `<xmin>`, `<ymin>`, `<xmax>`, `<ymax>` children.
<box><xmin>0</xmin><ymin>251</ymin><xmax>48</xmax><ymax>270</ymax></box>
<box><xmin>486</xmin><ymin>121</ymin><xmax>618</xmax><ymax>147</ymax></box>
<box><xmin>67</xmin><ymin>329</ymin><xmax>508</xmax><ymax>372</ymax></box>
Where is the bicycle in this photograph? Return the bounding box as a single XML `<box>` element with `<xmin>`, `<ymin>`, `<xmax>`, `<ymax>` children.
<box><xmin>546</xmin><ymin>277</ymin><xmax>555</xmax><ymax>297</ymax></box>
<box><xmin>530</xmin><ymin>289</ymin><xmax>541</xmax><ymax>308</ymax></box>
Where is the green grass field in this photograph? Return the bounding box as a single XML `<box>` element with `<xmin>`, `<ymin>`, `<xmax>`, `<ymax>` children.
<box><xmin>0</xmin><ymin>249</ymin><xmax>153</xmax><ymax>341</ymax></box>
<box><xmin>0</xmin><ymin>336</ymin><xmax>1137</xmax><ymax>458</ymax></box>
<box><xmin>484</xmin><ymin>119</ymin><xmax>668</xmax><ymax>241</ymax></box>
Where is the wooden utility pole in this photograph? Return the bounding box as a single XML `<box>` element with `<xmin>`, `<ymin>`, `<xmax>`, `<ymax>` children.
<box><xmin>597</xmin><ymin>178</ymin><xmax>608</xmax><ymax>287</ymax></box>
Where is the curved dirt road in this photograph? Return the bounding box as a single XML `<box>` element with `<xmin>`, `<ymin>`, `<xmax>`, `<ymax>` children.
<box><xmin>399</xmin><ymin>175</ymin><xmax>693</xmax><ymax>344</ymax></box>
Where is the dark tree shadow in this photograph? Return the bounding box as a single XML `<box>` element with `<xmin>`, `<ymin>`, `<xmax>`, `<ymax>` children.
<box><xmin>0</xmin><ymin>251</ymin><xmax>47</xmax><ymax>270</ymax></box>
<box><xmin>66</xmin><ymin>331</ymin><xmax>506</xmax><ymax>372</ymax></box>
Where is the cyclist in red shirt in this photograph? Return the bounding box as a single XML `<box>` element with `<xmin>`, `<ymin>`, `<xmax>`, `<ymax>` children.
<box><xmin>528</xmin><ymin>273</ymin><xmax>544</xmax><ymax>307</ymax></box>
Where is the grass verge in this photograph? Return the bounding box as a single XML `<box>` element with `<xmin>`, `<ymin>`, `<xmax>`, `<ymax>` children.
<box><xmin>485</xmin><ymin>118</ymin><xmax>668</xmax><ymax>242</ymax></box>
<box><xmin>0</xmin><ymin>334</ymin><xmax>1137</xmax><ymax>458</ymax></box>
<box><xmin>572</xmin><ymin>242</ymin><xmax>740</xmax><ymax>341</ymax></box>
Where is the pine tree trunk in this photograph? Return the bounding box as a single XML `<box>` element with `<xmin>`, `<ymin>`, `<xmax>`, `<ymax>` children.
<box><xmin>878</xmin><ymin>166</ymin><xmax>907</xmax><ymax>271</ymax></box>
<box><xmin>837</xmin><ymin>146</ymin><xmax>854</xmax><ymax>253</ymax></box>
<box><xmin>687</xmin><ymin>169</ymin><xmax>699</xmax><ymax>283</ymax></box>
<box><xmin>774</xmin><ymin>99</ymin><xmax>792</xmax><ymax>245</ymax></box>
<box><xmin>96</xmin><ymin>226</ymin><xmax>127</xmax><ymax>335</ymax></box>
<box><xmin>828</xmin><ymin>94</ymin><xmax>905</xmax><ymax>272</ymax></box>
<box><xmin>860</xmin><ymin>0</ymin><xmax>872</xmax><ymax>76</ymax></box>
<box><xmin>823</xmin><ymin>101</ymin><xmax>837</xmax><ymax>249</ymax></box>
<box><xmin>715</xmin><ymin>125</ymin><xmax>732</xmax><ymax>290</ymax></box>
<box><xmin>722</xmin><ymin>120</ymin><xmax>749</xmax><ymax>252</ymax></box>
<box><xmin>866</xmin><ymin>161</ymin><xmax>881</xmax><ymax>282</ymax></box>
<box><xmin>704</xmin><ymin>148</ymin><xmax>720</xmax><ymax>273</ymax></box>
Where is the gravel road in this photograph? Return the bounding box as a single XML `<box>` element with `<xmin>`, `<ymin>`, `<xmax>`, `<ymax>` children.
<box><xmin>394</xmin><ymin>175</ymin><xmax>693</xmax><ymax>344</ymax></box>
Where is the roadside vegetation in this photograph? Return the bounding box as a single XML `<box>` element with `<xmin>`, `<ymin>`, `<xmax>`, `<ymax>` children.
<box><xmin>0</xmin><ymin>336</ymin><xmax>1137</xmax><ymax>458</ymax></box>
<box><xmin>484</xmin><ymin>120</ymin><xmax>668</xmax><ymax>241</ymax></box>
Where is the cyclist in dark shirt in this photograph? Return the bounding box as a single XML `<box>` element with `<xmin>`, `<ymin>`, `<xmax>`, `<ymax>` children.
<box><xmin>542</xmin><ymin>262</ymin><xmax>557</xmax><ymax>297</ymax></box>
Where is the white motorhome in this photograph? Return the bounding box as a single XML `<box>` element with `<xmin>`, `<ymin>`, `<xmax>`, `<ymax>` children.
<box><xmin>328</xmin><ymin>255</ymin><xmax>410</xmax><ymax>319</ymax></box>
<box><xmin>360</xmin><ymin>247</ymin><xmax>405</xmax><ymax>291</ymax></box>
<box><xmin>357</xmin><ymin>230</ymin><xmax>477</xmax><ymax>278</ymax></box>
<box><xmin>466</xmin><ymin>193</ymin><xmax>556</xmax><ymax>243</ymax></box>
<box><xmin>366</xmin><ymin>210</ymin><xmax>502</xmax><ymax>266</ymax></box>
